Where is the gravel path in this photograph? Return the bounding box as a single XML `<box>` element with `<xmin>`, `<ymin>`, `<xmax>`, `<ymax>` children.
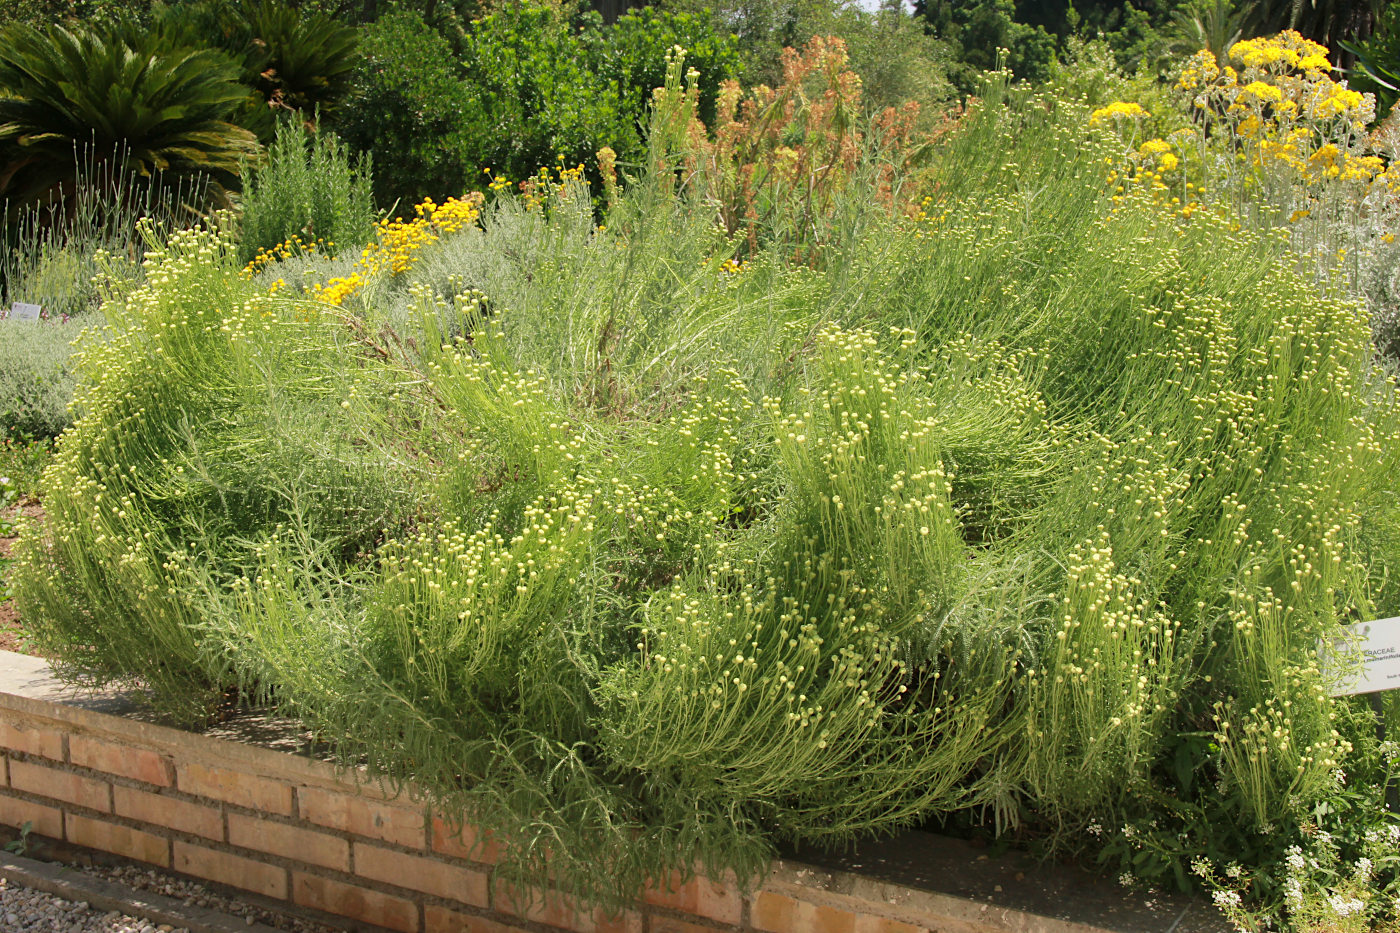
<box><xmin>0</xmin><ymin>860</ymin><xmax>342</xmax><ymax>933</ymax></box>
<box><xmin>0</xmin><ymin>876</ymin><xmax>187</xmax><ymax>933</ymax></box>
<box><xmin>77</xmin><ymin>866</ymin><xmax>337</xmax><ymax>933</ymax></box>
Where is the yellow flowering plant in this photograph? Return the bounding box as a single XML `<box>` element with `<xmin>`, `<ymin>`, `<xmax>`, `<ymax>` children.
<box><xmin>310</xmin><ymin>193</ymin><xmax>485</xmax><ymax>307</ymax></box>
<box><xmin>1094</xmin><ymin>31</ymin><xmax>1400</xmax><ymax>359</ymax></box>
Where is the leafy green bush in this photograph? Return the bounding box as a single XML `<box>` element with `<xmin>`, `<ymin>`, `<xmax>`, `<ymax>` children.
<box><xmin>832</xmin><ymin>3</ymin><xmax>954</xmax><ymax>119</ymax></box>
<box><xmin>237</xmin><ymin>119</ymin><xmax>375</xmax><ymax>265</ymax></box>
<box><xmin>16</xmin><ymin>70</ymin><xmax>1400</xmax><ymax>921</ymax></box>
<box><xmin>590</xmin><ymin>7</ymin><xmax>742</xmax><ymax>131</ymax></box>
<box><xmin>0</xmin><ymin>22</ymin><xmax>257</xmax><ymax>209</ymax></box>
<box><xmin>457</xmin><ymin>5</ymin><xmax>631</xmax><ymax>186</ymax></box>
<box><xmin>0</xmin><ymin>0</ymin><xmax>149</xmax><ymax>28</ymax></box>
<box><xmin>457</xmin><ymin>4</ymin><xmax>738</xmax><ymax>189</ymax></box>
<box><xmin>916</xmin><ymin>0</ymin><xmax>1058</xmax><ymax>91</ymax></box>
<box><xmin>337</xmin><ymin>4</ymin><xmax>738</xmax><ymax>208</ymax></box>
<box><xmin>334</xmin><ymin>10</ymin><xmax>474</xmax><ymax>210</ymax></box>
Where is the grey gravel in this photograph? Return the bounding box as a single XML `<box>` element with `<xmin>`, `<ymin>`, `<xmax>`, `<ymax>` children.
<box><xmin>0</xmin><ymin>876</ymin><xmax>187</xmax><ymax>933</ymax></box>
<box><xmin>74</xmin><ymin>867</ymin><xmax>337</xmax><ymax>933</ymax></box>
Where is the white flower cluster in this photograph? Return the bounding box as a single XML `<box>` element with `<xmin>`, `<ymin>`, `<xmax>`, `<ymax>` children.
<box><xmin>1327</xmin><ymin>894</ymin><xmax>1365</xmax><ymax>917</ymax></box>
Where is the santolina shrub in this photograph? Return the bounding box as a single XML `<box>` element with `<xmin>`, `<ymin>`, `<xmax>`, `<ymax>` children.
<box><xmin>15</xmin><ymin>53</ymin><xmax>1400</xmax><ymax>922</ymax></box>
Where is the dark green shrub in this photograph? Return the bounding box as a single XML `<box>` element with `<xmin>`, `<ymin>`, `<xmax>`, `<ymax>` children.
<box><xmin>336</xmin><ymin>4</ymin><xmax>738</xmax><ymax>207</ymax></box>
<box><xmin>0</xmin><ymin>0</ymin><xmax>149</xmax><ymax>27</ymax></box>
<box><xmin>917</xmin><ymin>0</ymin><xmax>1057</xmax><ymax>91</ymax></box>
<box><xmin>823</xmin><ymin>2</ymin><xmax>954</xmax><ymax>119</ymax></box>
<box><xmin>1343</xmin><ymin>4</ymin><xmax>1400</xmax><ymax>120</ymax></box>
<box><xmin>591</xmin><ymin>7</ymin><xmax>742</xmax><ymax>132</ymax></box>
<box><xmin>457</xmin><ymin>4</ymin><xmax>622</xmax><ymax>185</ymax></box>
<box><xmin>335</xmin><ymin>10</ymin><xmax>474</xmax><ymax>210</ymax></box>
<box><xmin>457</xmin><ymin>4</ymin><xmax>738</xmax><ymax>187</ymax></box>
<box><xmin>238</xmin><ymin>119</ymin><xmax>375</xmax><ymax>264</ymax></box>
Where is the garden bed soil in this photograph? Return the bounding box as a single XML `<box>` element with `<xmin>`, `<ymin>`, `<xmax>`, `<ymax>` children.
<box><xmin>0</xmin><ymin>501</ymin><xmax>42</xmax><ymax>655</ymax></box>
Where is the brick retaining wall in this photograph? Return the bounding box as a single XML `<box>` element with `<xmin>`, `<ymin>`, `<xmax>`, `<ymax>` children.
<box><xmin>0</xmin><ymin>679</ymin><xmax>1159</xmax><ymax>933</ymax></box>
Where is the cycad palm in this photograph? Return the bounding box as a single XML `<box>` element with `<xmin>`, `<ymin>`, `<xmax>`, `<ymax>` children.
<box><xmin>156</xmin><ymin>0</ymin><xmax>359</xmax><ymax>137</ymax></box>
<box><xmin>0</xmin><ymin>22</ymin><xmax>258</xmax><ymax>209</ymax></box>
<box><xmin>1168</xmin><ymin>0</ymin><xmax>1256</xmax><ymax>64</ymax></box>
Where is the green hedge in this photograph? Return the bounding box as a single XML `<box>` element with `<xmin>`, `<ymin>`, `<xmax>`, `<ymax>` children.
<box><xmin>337</xmin><ymin>4</ymin><xmax>738</xmax><ymax>208</ymax></box>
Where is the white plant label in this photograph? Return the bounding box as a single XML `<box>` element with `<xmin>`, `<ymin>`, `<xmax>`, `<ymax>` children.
<box><xmin>9</xmin><ymin>302</ymin><xmax>41</xmax><ymax>321</ymax></box>
<box><xmin>1323</xmin><ymin>616</ymin><xmax>1400</xmax><ymax>696</ymax></box>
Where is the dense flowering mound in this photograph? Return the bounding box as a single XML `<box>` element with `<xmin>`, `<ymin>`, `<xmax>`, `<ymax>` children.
<box><xmin>15</xmin><ymin>69</ymin><xmax>1400</xmax><ymax>920</ymax></box>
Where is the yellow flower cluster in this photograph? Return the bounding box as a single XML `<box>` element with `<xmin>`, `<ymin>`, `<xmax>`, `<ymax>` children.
<box><xmin>419</xmin><ymin>196</ymin><xmax>478</xmax><ymax>234</ymax></box>
<box><xmin>313</xmin><ymin>272</ymin><xmax>365</xmax><ymax>306</ymax></box>
<box><xmin>312</xmin><ymin>194</ymin><xmax>483</xmax><ymax>307</ymax></box>
<box><xmin>242</xmin><ymin>233</ymin><xmax>332</xmax><ymax>278</ymax></box>
<box><xmin>1137</xmin><ymin>138</ymin><xmax>1180</xmax><ymax>173</ymax></box>
<box><xmin>1175</xmin><ymin>49</ymin><xmax>1228</xmax><ymax>91</ymax></box>
<box><xmin>1177</xmin><ymin>31</ymin><xmax>1376</xmax><ymax>135</ymax></box>
<box><xmin>1229</xmin><ymin>31</ymin><xmax>1332</xmax><ymax>76</ymax></box>
<box><xmin>1089</xmin><ymin>101</ymin><xmax>1150</xmax><ymax>126</ymax></box>
<box><xmin>1162</xmin><ymin>31</ymin><xmax>1397</xmax><ymax>200</ymax></box>
<box><xmin>520</xmin><ymin>161</ymin><xmax>588</xmax><ymax>212</ymax></box>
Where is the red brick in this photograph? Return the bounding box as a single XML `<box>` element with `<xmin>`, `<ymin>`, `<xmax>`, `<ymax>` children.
<box><xmin>752</xmin><ymin>891</ymin><xmax>860</xmax><ymax>933</ymax></box>
<box><xmin>424</xmin><ymin>905</ymin><xmax>530</xmax><ymax>933</ymax></box>
<box><xmin>354</xmin><ymin>843</ymin><xmax>487</xmax><ymax>905</ymax></box>
<box><xmin>643</xmin><ymin>871</ymin><xmax>743</xmax><ymax>925</ymax></box>
<box><xmin>493</xmin><ymin>881</ymin><xmax>640</xmax><ymax>933</ymax></box>
<box><xmin>0</xmin><ymin>721</ymin><xmax>63</xmax><ymax>760</ymax></box>
<box><xmin>70</xmin><ymin>735</ymin><xmax>174</xmax><ymax>787</ymax></box>
<box><xmin>113</xmin><ymin>786</ymin><xmax>223</xmax><ymax>841</ymax></box>
<box><xmin>430</xmin><ymin>816</ymin><xmax>499</xmax><ymax>864</ymax></box>
<box><xmin>229</xmin><ymin>814</ymin><xmax>349</xmax><ymax>872</ymax></box>
<box><xmin>176</xmin><ymin>763</ymin><xmax>292</xmax><ymax>815</ymax></box>
<box><xmin>65</xmin><ymin>814</ymin><xmax>170</xmax><ymax>867</ymax></box>
<box><xmin>9</xmin><ymin>760</ymin><xmax>110</xmax><ymax>812</ymax></box>
<box><xmin>299</xmin><ymin>786</ymin><xmax>424</xmax><ymax>848</ymax></box>
<box><xmin>173</xmin><ymin>841</ymin><xmax>288</xmax><ymax>900</ymax></box>
<box><xmin>0</xmin><ymin>793</ymin><xmax>63</xmax><ymax>839</ymax></box>
<box><xmin>292</xmin><ymin>871</ymin><xmax>418</xmax><ymax>933</ymax></box>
